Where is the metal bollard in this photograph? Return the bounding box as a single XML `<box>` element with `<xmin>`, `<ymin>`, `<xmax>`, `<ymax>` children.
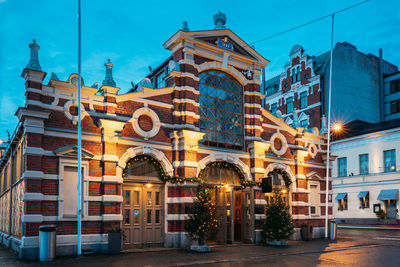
<box><xmin>330</xmin><ymin>220</ymin><xmax>337</xmax><ymax>240</ymax></box>
<box><xmin>39</xmin><ymin>225</ymin><xmax>56</xmax><ymax>261</ymax></box>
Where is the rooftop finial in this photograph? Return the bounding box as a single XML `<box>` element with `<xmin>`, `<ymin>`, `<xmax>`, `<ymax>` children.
<box><xmin>213</xmin><ymin>11</ymin><xmax>226</xmax><ymax>30</ymax></box>
<box><xmin>26</xmin><ymin>39</ymin><xmax>42</xmax><ymax>71</ymax></box>
<box><xmin>102</xmin><ymin>58</ymin><xmax>116</xmax><ymax>87</ymax></box>
<box><xmin>182</xmin><ymin>21</ymin><xmax>189</xmax><ymax>32</ymax></box>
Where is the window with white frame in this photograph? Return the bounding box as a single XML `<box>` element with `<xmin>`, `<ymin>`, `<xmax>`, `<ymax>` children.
<box><xmin>338</xmin><ymin>157</ymin><xmax>347</xmax><ymax>177</ymax></box>
<box><xmin>296</xmin><ymin>66</ymin><xmax>300</xmax><ymax>82</ymax></box>
<box><xmin>300</xmin><ymin>92</ymin><xmax>308</xmax><ymax>109</ymax></box>
<box><xmin>359</xmin><ymin>154</ymin><xmax>369</xmax><ymax>175</ymax></box>
<box><xmin>286</xmin><ymin>97</ymin><xmax>293</xmax><ymax>114</ymax></box>
<box><xmin>309</xmin><ymin>184</ymin><xmax>319</xmax><ymax>215</ymax></box>
<box><xmin>384</xmin><ymin>149</ymin><xmax>396</xmax><ymax>172</ymax></box>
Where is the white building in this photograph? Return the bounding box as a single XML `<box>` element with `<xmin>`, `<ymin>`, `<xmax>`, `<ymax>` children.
<box><xmin>331</xmin><ymin>120</ymin><xmax>400</xmax><ymax>223</ymax></box>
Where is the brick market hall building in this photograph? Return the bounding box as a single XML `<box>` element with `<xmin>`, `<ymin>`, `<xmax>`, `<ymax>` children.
<box><xmin>0</xmin><ymin>13</ymin><xmax>332</xmax><ymax>259</ymax></box>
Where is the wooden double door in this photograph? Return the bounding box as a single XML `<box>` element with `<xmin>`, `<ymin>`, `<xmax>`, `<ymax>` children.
<box><xmin>122</xmin><ymin>183</ymin><xmax>164</xmax><ymax>248</ymax></box>
<box><xmin>211</xmin><ymin>187</ymin><xmax>250</xmax><ymax>243</ymax></box>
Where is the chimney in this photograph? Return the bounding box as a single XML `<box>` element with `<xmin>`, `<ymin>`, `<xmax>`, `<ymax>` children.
<box><xmin>102</xmin><ymin>59</ymin><xmax>116</xmax><ymax>87</ymax></box>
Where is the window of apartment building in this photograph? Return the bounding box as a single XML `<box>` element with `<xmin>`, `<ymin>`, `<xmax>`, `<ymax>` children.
<box><xmin>359</xmin><ymin>154</ymin><xmax>369</xmax><ymax>175</ymax></box>
<box><xmin>384</xmin><ymin>149</ymin><xmax>396</xmax><ymax>172</ymax></box>
<box><xmin>336</xmin><ymin>193</ymin><xmax>348</xmax><ymax>211</ymax></box>
<box><xmin>271</xmin><ymin>103</ymin><xmax>277</xmax><ymax>115</ymax></box>
<box><xmin>296</xmin><ymin>66</ymin><xmax>300</xmax><ymax>82</ymax></box>
<box><xmin>291</xmin><ymin>69</ymin><xmax>296</xmax><ymax>83</ymax></box>
<box><xmin>338</xmin><ymin>157</ymin><xmax>347</xmax><ymax>177</ymax></box>
<box><xmin>309</xmin><ymin>184</ymin><xmax>319</xmax><ymax>215</ymax></box>
<box><xmin>390</xmin><ymin>100</ymin><xmax>400</xmax><ymax>114</ymax></box>
<box><xmin>390</xmin><ymin>80</ymin><xmax>400</xmax><ymax>94</ymax></box>
<box><xmin>155</xmin><ymin>71</ymin><xmax>166</xmax><ymax>88</ymax></box>
<box><xmin>359</xmin><ymin>191</ymin><xmax>369</xmax><ymax>209</ymax></box>
<box><xmin>286</xmin><ymin>97</ymin><xmax>293</xmax><ymax>113</ymax></box>
<box><xmin>265</xmin><ymin>85</ymin><xmax>278</xmax><ymax>96</ymax></box>
<box><xmin>300</xmin><ymin>92</ymin><xmax>308</xmax><ymax>109</ymax></box>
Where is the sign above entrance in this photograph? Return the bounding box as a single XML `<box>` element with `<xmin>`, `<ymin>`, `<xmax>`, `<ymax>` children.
<box><xmin>216</xmin><ymin>37</ymin><xmax>233</xmax><ymax>51</ymax></box>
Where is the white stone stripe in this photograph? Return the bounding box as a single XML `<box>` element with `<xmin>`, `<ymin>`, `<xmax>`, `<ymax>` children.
<box><xmin>167</xmin><ymin>197</ymin><xmax>195</xmax><ymax>203</ymax></box>
<box><xmin>166</xmin><ymin>214</ymin><xmax>188</xmax><ymax>220</ymax></box>
<box><xmin>22</xmin><ymin>234</ymin><xmax>108</xmax><ymax>248</ymax></box>
<box><xmin>172</xmin><ymin>111</ymin><xmax>200</xmax><ymax>119</ymax></box>
<box><xmin>174</xmin><ymin>86</ymin><xmax>200</xmax><ymax>95</ymax></box>
<box><xmin>173</xmin><ymin>98</ymin><xmax>200</xmax><ymax>107</ymax></box>
<box><xmin>22</xmin><ymin>214</ymin><xmax>122</xmax><ymax>223</ymax></box>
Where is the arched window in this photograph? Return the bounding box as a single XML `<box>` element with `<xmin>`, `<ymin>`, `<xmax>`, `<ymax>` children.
<box><xmin>125</xmin><ymin>160</ymin><xmax>159</xmax><ymax>178</ymax></box>
<box><xmin>199</xmin><ymin>70</ymin><xmax>244</xmax><ymax>150</ymax></box>
<box><xmin>203</xmin><ymin>165</ymin><xmax>241</xmax><ymax>185</ymax></box>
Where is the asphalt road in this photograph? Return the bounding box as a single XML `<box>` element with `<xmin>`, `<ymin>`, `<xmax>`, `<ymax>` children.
<box><xmin>1</xmin><ymin>228</ymin><xmax>399</xmax><ymax>267</ymax></box>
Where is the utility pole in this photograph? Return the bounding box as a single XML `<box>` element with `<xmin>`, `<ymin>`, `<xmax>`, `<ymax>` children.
<box><xmin>77</xmin><ymin>0</ymin><xmax>82</xmax><ymax>256</ymax></box>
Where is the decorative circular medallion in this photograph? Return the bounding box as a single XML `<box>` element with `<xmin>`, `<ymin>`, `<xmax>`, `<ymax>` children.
<box><xmin>308</xmin><ymin>143</ymin><xmax>318</xmax><ymax>158</ymax></box>
<box><xmin>270</xmin><ymin>132</ymin><xmax>288</xmax><ymax>156</ymax></box>
<box><xmin>131</xmin><ymin>107</ymin><xmax>161</xmax><ymax>139</ymax></box>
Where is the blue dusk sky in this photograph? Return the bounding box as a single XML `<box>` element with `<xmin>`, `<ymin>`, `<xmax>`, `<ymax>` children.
<box><xmin>0</xmin><ymin>0</ymin><xmax>399</xmax><ymax>141</ymax></box>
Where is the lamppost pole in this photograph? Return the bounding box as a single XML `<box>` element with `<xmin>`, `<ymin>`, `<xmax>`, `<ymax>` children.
<box><xmin>77</xmin><ymin>0</ymin><xmax>82</xmax><ymax>256</ymax></box>
<box><xmin>325</xmin><ymin>14</ymin><xmax>335</xmax><ymax>239</ymax></box>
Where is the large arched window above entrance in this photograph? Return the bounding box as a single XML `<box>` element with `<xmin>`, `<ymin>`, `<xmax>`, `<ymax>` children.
<box><xmin>125</xmin><ymin>159</ymin><xmax>159</xmax><ymax>178</ymax></box>
<box><xmin>199</xmin><ymin>70</ymin><xmax>244</xmax><ymax>150</ymax></box>
<box><xmin>202</xmin><ymin>164</ymin><xmax>241</xmax><ymax>185</ymax></box>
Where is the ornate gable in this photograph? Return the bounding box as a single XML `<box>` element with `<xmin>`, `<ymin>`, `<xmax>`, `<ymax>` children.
<box><xmin>54</xmin><ymin>145</ymin><xmax>94</xmax><ymax>159</ymax></box>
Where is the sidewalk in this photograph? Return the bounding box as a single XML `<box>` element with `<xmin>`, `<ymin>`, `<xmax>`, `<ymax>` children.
<box><xmin>0</xmin><ymin>235</ymin><xmax>390</xmax><ymax>267</ymax></box>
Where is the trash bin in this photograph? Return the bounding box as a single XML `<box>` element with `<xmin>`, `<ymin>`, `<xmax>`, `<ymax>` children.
<box><xmin>330</xmin><ymin>220</ymin><xmax>337</xmax><ymax>241</ymax></box>
<box><xmin>39</xmin><ymin>225</ymin><xmax>56</xmax><ymax>261</ymax></box>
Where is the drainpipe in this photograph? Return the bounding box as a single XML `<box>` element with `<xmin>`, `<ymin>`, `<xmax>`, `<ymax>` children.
<box><xmin>8</xmin><ymin>143</ymin><xmax>14</xmax><ymax>241</ymax></box>
<box><xmin>378</xmin><ymin>49</ymin><xmax>384</xmax><ymax>122</ymax></box>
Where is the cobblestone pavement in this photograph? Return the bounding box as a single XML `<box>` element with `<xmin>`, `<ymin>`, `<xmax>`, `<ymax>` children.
<box><xmin>1</xmin><ymin>229</ymin><xmax>400</xmax><ymax>267</ymax></box>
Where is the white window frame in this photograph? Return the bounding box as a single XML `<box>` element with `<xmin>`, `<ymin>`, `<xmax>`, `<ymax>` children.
<box><xmin>308</xmin><ymin>181</ymin><xmax>320</xmax><ymax>217</ymax></box>
<box><xmin>58</xmin><ymin>158</ymin><xmax>89</xmax><ymax>219</ymax></box>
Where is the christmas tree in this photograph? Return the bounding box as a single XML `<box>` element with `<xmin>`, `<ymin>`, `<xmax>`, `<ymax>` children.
<box><xmin>262</xmin><ymin>190</ymin><xmax>294</xmax><ymax>241</ymax></box>
<box><xmin>185</xmin><ymin>183</ymin><xmax>219</xmax><ymax>245</ymax></box>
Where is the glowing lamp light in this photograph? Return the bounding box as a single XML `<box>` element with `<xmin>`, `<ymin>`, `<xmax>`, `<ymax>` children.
<box><xmin>281</xmin><ymin>189</ymin><xmax>287</xmax><ymax>194</ymax></box>
<box><xmin>145</xmin><ymin>183</ymin><xmax>152</xmax><ymax>188</ymax></box>
<box><xmin>332</xmin><ymin>122</ymin><xmax>343</xmax><ymax>133</ymax></box>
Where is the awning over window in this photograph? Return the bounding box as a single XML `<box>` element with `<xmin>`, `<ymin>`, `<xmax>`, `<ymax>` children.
<box><xmin>358</xmin><ymin>191</ymin><xmax>369</xmax><ymax>198</ymax></box>
<box><xmin>377</xmin><ymin>189</ymin><xmax>399</xmax><ymax>200</ymax></box>
<box><xmin>335</xmin><ymin>193</ymin><xmax>347</xmax><ymax>200</ymax></box>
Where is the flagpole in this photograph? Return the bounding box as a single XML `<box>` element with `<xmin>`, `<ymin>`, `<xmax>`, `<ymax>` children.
<box><xmin>77</xmin><ymin>0</ymin><xmax>82</xmax><ymax>255</ymax></box>
<box><xmin>325</xmin><ymin>14</ymin><xmax>334</xmax><ymax>239</ymax></box>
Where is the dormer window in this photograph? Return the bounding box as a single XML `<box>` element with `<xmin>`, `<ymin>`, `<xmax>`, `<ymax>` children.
<box><xmin>155</xmin><ymin>71</ymin><xmax>166</xmax><ymax>88</ymax></box>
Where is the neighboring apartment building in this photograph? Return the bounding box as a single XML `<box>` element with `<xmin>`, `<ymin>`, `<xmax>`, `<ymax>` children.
<box><xmin>384</xmin><ymin>71</ymin><xmax>400</xmax><ymax>121</ymax></box>
<box><xmin>263</xmin><ymin>42</ymin><xmax>398</xmax><ymax>130</ymax></box>
<box><xmin>0</xmin><ymin>13</ymin><xmax>331</xmax><ymax>260</ymax></box>
<box><xmin>331</xmin><ymin>119</ymin><xmax>400</xmax><ymax>223</ymax></box>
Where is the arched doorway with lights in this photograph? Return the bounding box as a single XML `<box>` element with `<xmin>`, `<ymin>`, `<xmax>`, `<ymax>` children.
<box><xmin>199</xmin><ymin>161</ymin><xmax>252</xmax><ymax>244</ymax></box>
<box><xmin>264</xmin><ymin>169</ymin><xmax>293</xmax><ymax>206</ymax></box>
<box><xmin>122</xmin><ymin>155</ymin><xmax>165</xmax><ymax>248</ymax></box>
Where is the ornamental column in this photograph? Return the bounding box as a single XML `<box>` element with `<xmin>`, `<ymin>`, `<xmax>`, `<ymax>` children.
<box><xmin>170</xmin><ymin>130</ymin><xmax>204</xmax><ymax>178</ymax></box>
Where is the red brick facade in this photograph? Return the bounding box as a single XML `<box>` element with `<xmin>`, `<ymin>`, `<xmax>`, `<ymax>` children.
<box><xmin>0</xmin><ymin>29</ymin><xmax>332</xmax><ymax>259</ymax></box>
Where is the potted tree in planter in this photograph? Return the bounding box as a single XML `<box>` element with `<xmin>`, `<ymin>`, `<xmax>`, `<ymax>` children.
<box><xmin>185</xmin><ymin>183</ymin><xmax>219</xmax><ymax>252</ymax></box>
<box><xmin>300</xmin><ymin>223</ymin><xmax>313</xmax><ymax>241</ymax></box>
<box><xmin>108</xmin><ymin>226</ymin><xmax>122</xmax><ymax>254</ymax></box>
<box><xmin>261</xmin><ymin>190</ymin><xmax>294</xmax><ymax>246</ymax></box>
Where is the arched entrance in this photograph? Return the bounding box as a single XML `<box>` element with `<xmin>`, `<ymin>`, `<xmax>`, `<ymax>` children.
<box><xmin>200</xmin><ymin>161</ymin><xmax>251</xmax><ymax>244</ymax></box>
<box><xmin>122</xmin><ymin>156</ymin><xmax>165</xmax><ymax>248</ymax></box>
<box><xmin>264</xmin><ymin>169</ymin><xmax>292</xmax><ymax>205</ymax></box>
